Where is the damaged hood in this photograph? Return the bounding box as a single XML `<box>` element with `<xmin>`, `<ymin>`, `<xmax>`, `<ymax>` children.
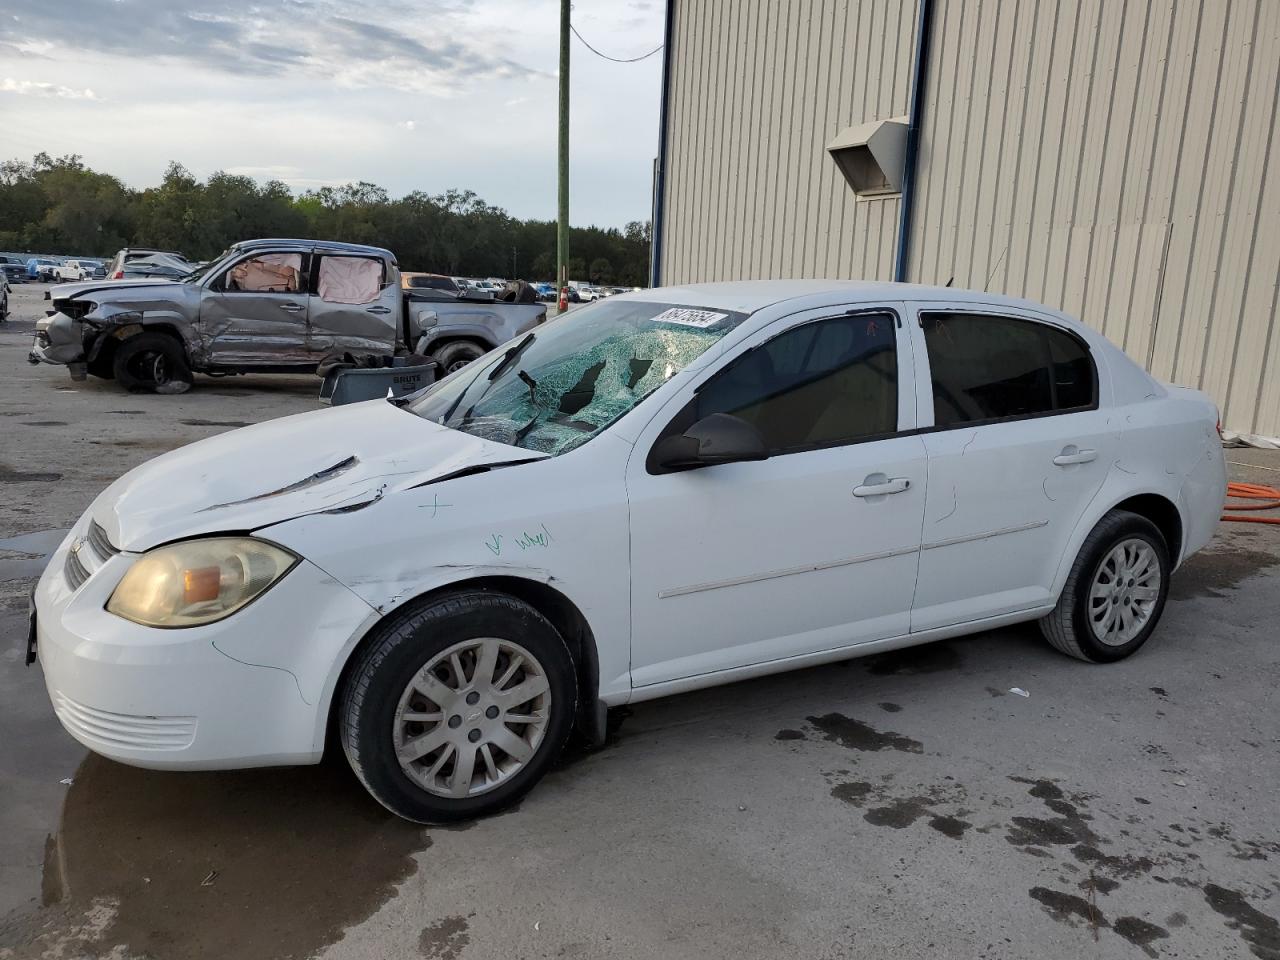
<box><xmin>92</xmin><ymin>401</ymin><xmax>549</xmax><ymax>552</ymax></box>
<box><xmin>50</xmin><ymin>278</ymin><xmax>183</xmax><ymax>302</ymax></box>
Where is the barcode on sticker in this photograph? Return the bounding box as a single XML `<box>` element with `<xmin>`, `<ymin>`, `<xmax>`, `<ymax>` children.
<box><xmin>651</xmin><ymin>308</ymin><xmax>729</xmax><ymax>329</ymax></box>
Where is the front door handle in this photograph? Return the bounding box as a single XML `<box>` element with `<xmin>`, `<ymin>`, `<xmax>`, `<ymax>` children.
<box><xmin>367</xmin><ymin>305</ymin><xmax>392</xmax><ymax>314</ymax></box>
<box><xmin>1053</xmin><ymin>446</ymin><xmax>1097</xmax><ymax>466</ymax></box>
<box><xmin>278</xmin><ymin>302</ymin><xmax>304</xmax><ymax>313</ymax></box>
<box><xmin>853</xmin><ymin>475</ymin><xmax>912</xmax><ymax>497</ymax></box>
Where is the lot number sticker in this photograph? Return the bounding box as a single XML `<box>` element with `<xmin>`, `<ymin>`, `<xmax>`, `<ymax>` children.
<box><xmin>652</xmin><ymin>308</ymin><xmax>730</xmax><ymax>329</ymax></box>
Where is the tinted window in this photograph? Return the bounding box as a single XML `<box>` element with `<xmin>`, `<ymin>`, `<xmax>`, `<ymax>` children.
<box><xmin>922</xmin><ymin>313</ymin><xmax>1094</xmax><ymax>427</ymax></box>
<box><xmin>691</xmin><ymin>312</ymin><xmax>898</xmax><ymax>454</ymax></box>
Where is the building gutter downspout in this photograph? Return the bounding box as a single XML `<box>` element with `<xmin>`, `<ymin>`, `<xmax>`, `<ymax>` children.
<box><xmin>893</xmin><ymin>0</ymin><xmax>935</xmax><ymax>283</ymax></box>
<box><xmin>650</xmin><ymin>0</ymin><xmax>677</xmax><ymax>288</ymax></box>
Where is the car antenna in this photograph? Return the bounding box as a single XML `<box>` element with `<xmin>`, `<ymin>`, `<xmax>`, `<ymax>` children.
<box><xmin>944</xmin><ymin>276</ymin><xmax>954</xmax><ymax>288</ymax></box>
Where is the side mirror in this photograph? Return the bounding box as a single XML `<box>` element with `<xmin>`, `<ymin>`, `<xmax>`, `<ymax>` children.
<box><xmin>653</xmin><ymin>413</ymin><xmax>768</xmax><ymax>470</ymax></box>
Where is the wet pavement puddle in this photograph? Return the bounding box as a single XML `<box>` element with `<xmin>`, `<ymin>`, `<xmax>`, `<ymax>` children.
<box><xmin>1</xmin><ymin>755</ymin><xmax>428</xmax><ymax>960</ymax></box>
<box><xmin>0</xmin><ymin>529</ymin><xmax>67</xmax><ymax>584</ymax></box>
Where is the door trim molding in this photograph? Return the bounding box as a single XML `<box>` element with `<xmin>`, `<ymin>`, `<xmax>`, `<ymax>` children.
<box><xmin>921</xmin><ymin>519</ymin><xmax>1048</xmax><ymax>551</ymax></box>
<box><xmin>657</xmin><ymin>545</ymin><xmax>919</xmax><ymax>599</ymax></box>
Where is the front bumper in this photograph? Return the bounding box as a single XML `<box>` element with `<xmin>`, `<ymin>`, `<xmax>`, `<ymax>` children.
<box><xmin>34</xmin><ymin>515</ymin><xmax>378</xmax><ymax>770</ymax></box>
<box><xmin>28</xmin><ymin>312</ymin><xmax>86</xmax><ymax>369</ymax></box>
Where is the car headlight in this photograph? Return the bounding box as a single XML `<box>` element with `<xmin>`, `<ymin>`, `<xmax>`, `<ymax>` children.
<box><xmin>107</xmin><ymin>537</ymin><xmax>298</xmax><ymax>628</ymax></box>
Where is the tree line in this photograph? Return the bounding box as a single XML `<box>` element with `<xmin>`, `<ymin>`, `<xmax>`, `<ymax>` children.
<box><xmin>0</xmin><ymin>154</ymin><xmax>653</xmax><ymax>286</ymax></box>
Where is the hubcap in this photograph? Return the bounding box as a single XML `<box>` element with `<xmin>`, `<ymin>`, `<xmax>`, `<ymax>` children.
<box><xmin>445</xmin><ymin>358</ymin><xmax>473</xmax><ymax>375</ymax></box>
<box><xmin>1088</xmin><ymin>538</ymin><xmax>1161</xmax><ymax>646</ymax></box>
<box><xmin>393</xmin><ymin>637</ymin><xmax>551</xmax><ymax>798</ymax></box>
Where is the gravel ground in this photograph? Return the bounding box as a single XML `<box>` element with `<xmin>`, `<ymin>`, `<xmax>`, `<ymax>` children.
<box><xmin>1</xmin><ymin>280</ymin><xmax>1278</xmax><ymax>960</ymax></box>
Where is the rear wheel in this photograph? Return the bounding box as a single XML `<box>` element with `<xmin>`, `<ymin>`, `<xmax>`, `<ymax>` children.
<box><xmin>340</xmin><ymin>591</ymin><xmax>577</xmax><ymax>822</ymax></box>
<box><xmin>112</xmin><ymin>332</ymin><xmax>193</xmax><ymax>394</ymax></box>
<box><xmin>432</xmin><ymin>340</ymin><xmax>486</xmax><ymax>376</ymax></box>
<box><xmin>1039</xmin><ymin>510</ymin><xmax>1171</xmax><ymax>662</ymax></box>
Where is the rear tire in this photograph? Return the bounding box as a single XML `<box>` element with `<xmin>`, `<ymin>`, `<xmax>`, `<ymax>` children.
<box><xmin>1039</xmin><ymin>510</ymin><xmax>1171</xmax><ymax>663</ymax></box>
<box><xmin>112</xmin><ymin>332</ymin><xmax>193</xmax><ymax>394</ymax></box>
<box><xmin>432</xmin><ymin>340</ymin><xmax>486</xmax><ymax>376</ymax></box>
<box><xmin>340</xmin><ymin>591</ymin><xmax>577</xmax><ymax>823</ymax></box>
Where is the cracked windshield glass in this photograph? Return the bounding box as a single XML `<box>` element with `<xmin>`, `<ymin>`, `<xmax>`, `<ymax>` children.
<box><xmin>407</xmin><ymin>299</ymin><xmax>748</xmax><ymax>455</ymax></box>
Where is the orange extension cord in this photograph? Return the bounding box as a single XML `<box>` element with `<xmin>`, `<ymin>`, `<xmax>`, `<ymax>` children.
<box><xmin>1222</xmin><ymin>482</ymin><xmax>1280</xmax><ymax>524</ymax></box>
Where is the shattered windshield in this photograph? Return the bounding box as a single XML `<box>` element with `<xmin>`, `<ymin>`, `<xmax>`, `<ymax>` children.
<box><xmin>407</xmin><ymin>299</ymin><xmax>749</xmax><ymax>456</ymax></box>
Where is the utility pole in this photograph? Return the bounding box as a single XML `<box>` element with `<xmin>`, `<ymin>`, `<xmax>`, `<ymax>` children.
<box><xmin>556</xmin><ymin>0</ymin><xmax>570</xmax><ymax>313</ymax></box>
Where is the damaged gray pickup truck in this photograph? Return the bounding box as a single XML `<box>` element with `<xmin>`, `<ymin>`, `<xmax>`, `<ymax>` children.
<box><xmin>29</xmin><ymin>238</ymin><xmax>546</xmax><ymax>393</ymax></box>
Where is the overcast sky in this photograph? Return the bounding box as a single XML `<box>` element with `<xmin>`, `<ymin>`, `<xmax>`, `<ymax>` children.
<box><xmin>0</xmin><ymin>0</ymin><xmax>665</xmax><ymax>227</ymax></box>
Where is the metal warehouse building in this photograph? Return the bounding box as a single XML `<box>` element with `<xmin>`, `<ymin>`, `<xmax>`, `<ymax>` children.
<box><xmin>651</xmin><ymin>0</ymin><xmax>1280</xmax><ymax>438</ymax></box>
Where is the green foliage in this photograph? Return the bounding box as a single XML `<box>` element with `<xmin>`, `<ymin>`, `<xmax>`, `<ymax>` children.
<box><xmin>0</xmin><ymin>154</ymin><xmax>652</xmax><ymax>285</ymax></box>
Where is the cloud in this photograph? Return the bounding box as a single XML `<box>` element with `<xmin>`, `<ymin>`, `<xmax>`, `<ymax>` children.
<box><xmin>1</xmin><ymin>78</ymin><xmax>99</xmax><ymax>99</ymax></box>
<box><xmin>0</xmin><ymin>0</ymin><xmax>543</xmax><ymax>94</ymax></box>
<box><xmin>397</xmin><ymin>120</ymin><xmax>417</xmax><ymax>131</ymax></box>
<box><xmin>505</xmin><ymin>97</ymin><xmax>528</xmax><ymax>108</ymax></box>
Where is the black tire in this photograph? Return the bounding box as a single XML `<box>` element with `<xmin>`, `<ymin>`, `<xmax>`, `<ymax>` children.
<box><xmin>1039</xmin><ymin>509</ymin><xmax>1171</xmax><ymax>663</ymax></box>
<box><xmin>431</xmin><ymin>340</ymin><xmax>487</xmax><ymax>376</ymax></box>
<box><xmin>340</xmin><ymin>590</ymin><xmax>577</xmax><ymax>823</ymax></box>
<box><xmin>112</xmin><ymin>332</ymin><xmax>193</xmax><ymax>394</ymax></box>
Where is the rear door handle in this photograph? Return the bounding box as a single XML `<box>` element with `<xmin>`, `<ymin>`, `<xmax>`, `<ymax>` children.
<box><xmin>853</xmin><ymin>476</ymin><xmax>912</xmax><ymax>497</ymax></box>
<box><xmin>1053</xmin><ymin>446</ymin><xmax>1097</xmax><ymax>466</ymax></box>
<box><xmin>278</xmin><ymin>302</ymin><xmax>304</xmax><ymax>313</ymax></box>
<box><xmin>367</xmin><ymin>305</ymin><xmax>392</xmax><ymax>314</ymax></box>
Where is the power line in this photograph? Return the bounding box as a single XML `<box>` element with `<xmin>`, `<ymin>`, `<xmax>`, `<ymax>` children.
<box><xmin>569</xmin><ymin>23</ymin><xmax>662</xmax><ymax>63</ymax></box>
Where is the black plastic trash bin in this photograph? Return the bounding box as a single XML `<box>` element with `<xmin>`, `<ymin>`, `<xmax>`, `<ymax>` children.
<box><xmin>319</xmin><ymin>356</ymin><xmax>438</xmax><ymax>406</ymax></box>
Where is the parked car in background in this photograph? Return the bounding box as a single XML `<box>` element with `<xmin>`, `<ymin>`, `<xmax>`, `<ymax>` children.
<box><xmin>533</xmin><ymin>282</ymin><xmax>556</xmax><ymax>301</ymax></box>
<box><xmin>0</xmin><ymin>272</ymin><xmax>9</xmax><ymax>321</ymax></box>
<box><xmin>117</xmin><ymin>253</ymin><xmax>197</xmax><ymax>280</ymax></box>
<box><xmin>28</xmin><ymin>281</ymin><xmax>1226</xmax><ymax>823</ymax></box>
<box><xmin>402</xmin><ymin>272</ymin><xmax>461</xmax><ymax>295</ymax></box>
<box><xmin>26</xmin><ymin>257</ymin><xmax>63</xmax><ymax>281</ymax></box>
<box><xmin>1</xmin><ymin>255</ymin><xmax>28</xmax><ymax>283</ymax></box>
<box><xmin>32</xmin><ymin>238</ymin><xmax>546</xmax><ymax>391</ymax></box>
<box><xmin>105</xmin><ymin>248</ymin><xmax>188</xmax><ymax>280</ymax></box>
<box><xmin>55</xmin><ymin>259</ymin><xmax>106</xmax><ymax>281</ymax></box>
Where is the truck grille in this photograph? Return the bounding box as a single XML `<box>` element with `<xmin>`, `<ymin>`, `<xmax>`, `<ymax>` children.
<box><xmin>63</xmin><ymin>520</ymin><xmax>119</xmax><ymax>591</ymax></box>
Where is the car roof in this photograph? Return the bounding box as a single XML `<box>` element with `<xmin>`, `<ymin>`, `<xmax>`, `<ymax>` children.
<box><xmin>233</xmin><ymin>238</ymin><xmax>395</xmax><ymax>259</ymax></box>
<box><xmin>625</xmin><ymin>279</ymin><xmax>1080</xmax><ymax>324</ymax></box>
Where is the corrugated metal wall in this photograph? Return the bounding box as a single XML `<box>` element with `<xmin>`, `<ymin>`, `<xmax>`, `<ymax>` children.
<box><xmin>659</xmin><ymin>0</ymin><xmax>918</xmax><ymax>284</ymax></box>
<box><xmin>910</xmin><ymin>0</ymin><xmax>1280</xmax><ymax>437</ymax></box>
<box><xmin>659</xmin><ymin>0</ymin><xmax>1280</xmax><ymax>436</ymax></box>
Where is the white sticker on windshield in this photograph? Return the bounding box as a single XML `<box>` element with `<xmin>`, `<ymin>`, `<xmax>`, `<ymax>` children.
<box><xmin>651</xmin><ymin>308</ymin><xmax>730</xmax><ymax>329</ymax></box>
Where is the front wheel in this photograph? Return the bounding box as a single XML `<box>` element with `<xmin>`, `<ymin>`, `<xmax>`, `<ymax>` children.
<box><xmin>112</xmin><ymin>332</ymin><xmax>194</xmax><ymax>394</ymax></box>
<box><xmin>1039</xmin><ymin>510</ymin><xmax>1171</xmax><ymax>662</ymax></box>
<box><xmin>340</xmin><ymin>591</ymin><xmax>577</xmax><ymax>822</ymax></box>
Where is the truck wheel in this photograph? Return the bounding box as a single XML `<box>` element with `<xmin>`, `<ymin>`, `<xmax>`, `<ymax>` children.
<box><xmin>340</xmin><ymin>590</ymin><xmax>577</xmax><ymax>823</ymax></box>
<box><xmin>113</xmin><ymin>332</ymin><xmax>194</xmax><ymax>394</ymax></box>
<box><xmin>432</xmin><ymin>340</ymin><xmax>486</xmax><ymax>376</ymax></box>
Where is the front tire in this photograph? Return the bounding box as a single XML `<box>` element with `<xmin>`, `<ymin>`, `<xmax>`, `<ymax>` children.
<box><xmin>112</xmin><ymin>332</ymin><xmax>193</xmax><ymax>394</ymax></box>
<box><xmin>1039</xmin><ymin>510</ymin><xmax>1171</xmax><ymax>663</ymax></box>
<box><xmin>340</xmin><ymin>591</ymin><xmax>577</xmax><ymax>823</ymax></box>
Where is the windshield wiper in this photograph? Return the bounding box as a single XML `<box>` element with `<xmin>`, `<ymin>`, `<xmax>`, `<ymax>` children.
<box><xmin>488</xmin><ymin>332</ymin><xmax>535</xmax><ymax>381</ymax></box>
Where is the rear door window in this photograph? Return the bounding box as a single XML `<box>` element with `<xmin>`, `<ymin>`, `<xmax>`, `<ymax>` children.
<box><xmin>315</xmin><ymin>255</ymin><xmax>385</xmax><ymax>304</ymax></box>
<box><xmin>921</xmin><ymin>312</ymin><xmax>1095</xmax><ymax>427</ymax></box>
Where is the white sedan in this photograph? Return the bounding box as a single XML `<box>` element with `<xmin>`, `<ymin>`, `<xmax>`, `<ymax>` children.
<box><xmin>31</xmin><ymin>281</ymin><xmax>1226</xmax><ymax>822</ymax></box>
